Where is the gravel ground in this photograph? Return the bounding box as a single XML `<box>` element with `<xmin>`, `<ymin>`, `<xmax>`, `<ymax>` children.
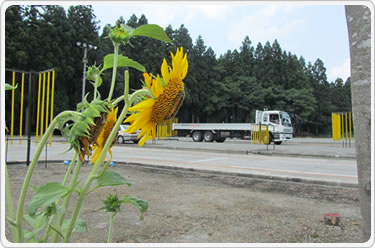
<box><xmin>5</xmin><ymin>162</ymin><xmax>362</xmax><ymax>244</ymax></box>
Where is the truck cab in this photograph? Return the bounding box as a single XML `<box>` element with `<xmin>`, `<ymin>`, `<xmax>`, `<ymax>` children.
<box><xmin>255</xmin><ymin>110</ymin><xmax>293</xmax><ymax>144</ymax></box>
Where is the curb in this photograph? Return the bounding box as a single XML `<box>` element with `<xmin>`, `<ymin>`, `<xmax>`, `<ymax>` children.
<box><xmin>139</xmin><ymin>144</ymin><xmax>356</xmax><ymax>160</ymax></box>
<box><xmin>5</xmin><ymin>159</ymin><xmax>358</xmax><ymax>189</ymax></box>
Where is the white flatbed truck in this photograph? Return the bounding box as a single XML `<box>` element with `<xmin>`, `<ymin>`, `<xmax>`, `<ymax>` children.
<box><xmin>172</xmin><ymin>110</ymin><xmax>293</xmax><ymax>145</ymax></box>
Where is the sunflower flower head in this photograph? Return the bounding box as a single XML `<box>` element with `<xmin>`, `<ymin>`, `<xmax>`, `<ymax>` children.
<box><xmin>124</xmin><ymin>47</ymin><xmax>188</xmax><ymax>146</ymax></box>
<box><xmin>90</xmin><ymin>107</ymin><xmax>118</xmax><ymax>165</ymax></box>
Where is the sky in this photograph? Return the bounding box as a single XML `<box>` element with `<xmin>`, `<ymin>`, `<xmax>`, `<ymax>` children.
<box><xmin>68</xmin><ymin>2</ymin><xmax>350</xmax><ymax>82</ymax></box>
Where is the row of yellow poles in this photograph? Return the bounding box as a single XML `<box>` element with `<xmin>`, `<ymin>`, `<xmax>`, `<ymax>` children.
<box><xmin>250</xmin><ymin>124</ymin><xmax>269</xmax><ymax>144</ymax></box>
<box><xmin>155</xmin><ymin>118</ymin><xmax>178</xmax><ymax>140</ymax></box>
<box><xmin>7</xmin><ymin>70</ymin><xmax>55</xmax><ymax>145</ymax></box>
<box><xmin>331</xmin><ymin>112</ymin><xmax>352</xmax><ymax>147</ymax></box>
<box><xmin>35</xmin><ymin>70</ymin><xmax>55</xmax><ymax>145</ymax></box>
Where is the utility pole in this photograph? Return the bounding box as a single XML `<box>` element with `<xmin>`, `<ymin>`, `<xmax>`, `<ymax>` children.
<box><xmin>77</xmin><ymin>42</ymin><xmax>97</xmax><ymax>103</ymax></box>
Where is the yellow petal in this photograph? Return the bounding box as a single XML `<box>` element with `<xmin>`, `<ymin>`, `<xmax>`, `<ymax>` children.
<box><xmin>128</xmin><ymin>99</ymin><xmax>154</xmax><ymax>112</ymax></box>
<box><xmin>143</xmin><ymin>73</ymin><xmax>152</xmax><ymax>88</ymax></box>
<box><xmin>152</xmin><ymin>75</ymin><xmax>164</xmax><ymax>98</ymax></box>
<box><xmin>138</xmin><ymin>135</ymin><xmax>149</xmax><ymax>146</ymax></box>
<box><xmin>161</xmin><ymin>59</ymin><xmax>170</xmax><ymax>85</ymax></box>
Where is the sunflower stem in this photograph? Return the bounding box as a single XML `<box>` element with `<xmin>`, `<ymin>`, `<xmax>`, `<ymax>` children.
<box><xmin>50</xmin><ymin>159</ymin><xmax>83</xmax><ymax>242</ymax></box>
<box><xmin>107</xmin><ymin>213</ymin><xmax>115</xmax><ymax>243</ymax></box>
<box><xmin>94</xmin><ymin>77</ymin><xmax>99</xmax><ymax>101</ymax></box>
<box><xmin>64</xmin><ymin>73</ymin><xmax>132</xmax><ymax>242</ymax></box>
<box><xmin>5</xmin><ymin>164</ymin><xmax>18</xmax><ymax>242</ymax></box>
<box><xmin>124</xmin><ymin>70</ymin><xmax>130</xmax><ymax>105</ymax></box>
<box><xmin>112</xmin><ymin>96</ymin><xmax>124</xmax><ymax>106</ymax></box>
<box><xmin>41</xmin><ymin>151</ymin><xmax>78</xmax><ymax>242</ymax></box>
<box><xmin>129</xmin><ymin>89</ymin><xmax>151</xmax><ymax>104</ymax></box>
<box><xmin>107</xmin><ymin>43</ymin><xmax>120</xmax><ymax>101</ymax></box>
<box><xmin>14</xmin><ymin>111</ymin><xmax>81</xmax><ymax>243</ymax></box>
<box><xmin>62</xmin><ymin>152</ymin><xmax>78</xmax><ymax>186</ymax></box>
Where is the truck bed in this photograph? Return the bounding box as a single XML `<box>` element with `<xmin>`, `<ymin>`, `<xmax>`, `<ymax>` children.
<box><xmin>172</xmin><ymin>123</ymin><xmax>255</xmax><ymax>131</ymax></box>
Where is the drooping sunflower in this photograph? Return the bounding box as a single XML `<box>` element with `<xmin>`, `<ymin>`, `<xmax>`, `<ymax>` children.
<box><xmin>125</xmin><ymin>47</ymin><xmax>188</xmax><ymax>146</ymax></box>
<box><xmin>90</xmin><ymin>107</ymin><xmax>118</xmax><ymax>164</ymax></box>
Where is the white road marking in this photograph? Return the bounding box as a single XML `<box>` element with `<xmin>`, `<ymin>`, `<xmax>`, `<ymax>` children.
<box><xmin>189</xmin><ymin>157</ymin><xmax>228</xmax><ymax>164</ymax></box>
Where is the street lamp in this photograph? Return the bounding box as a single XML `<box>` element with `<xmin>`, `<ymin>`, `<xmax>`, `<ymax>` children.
<box><xmin>77</xmin><ymin>41</ymin><xmax>97</xmax><ymax>103</ymax></box>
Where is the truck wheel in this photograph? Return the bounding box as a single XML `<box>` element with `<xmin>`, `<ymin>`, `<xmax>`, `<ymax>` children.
<box><xmin>192</xmin><ymin>131</ymin><xmax>203</xmax><ymax>142</ymax></box>
<box><xmin>275</xmin><ymin>141</ymin><xmax>282</xmax><ymax>145</ymax></box>
<box><xmin>204</xmin><ymin>131</ymin><xmax>214</xmax><ymax>142</ymax></box>
<box><xmin>216</xmin><ymin>137</ymin><xmax>226</xmax><ymax>143</ymax></box>
<box><xmin>117</xmin><ymin>136</ymin><xmax>124</xmax><ymax>144</ymax></box>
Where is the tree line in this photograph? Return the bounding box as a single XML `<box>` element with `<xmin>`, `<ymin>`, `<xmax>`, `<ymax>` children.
<box><xmin>5</xmin><ymin>5</ymin><xmax>352</xmax><ymax>136</ymax></box>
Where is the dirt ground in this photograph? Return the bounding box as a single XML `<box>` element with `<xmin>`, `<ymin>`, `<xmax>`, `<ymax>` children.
<box><xmin>5</xmin><ymin>161</ymin><xmax>362</xmax><ymax>243</ymax></box>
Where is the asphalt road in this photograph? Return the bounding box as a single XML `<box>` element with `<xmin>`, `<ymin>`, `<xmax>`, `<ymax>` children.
<box><xmin>5</xmin><ymin>136</ymin><xmax>358</xmax><ymax>186</ymax></box>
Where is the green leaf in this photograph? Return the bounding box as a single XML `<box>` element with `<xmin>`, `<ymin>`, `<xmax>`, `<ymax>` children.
<box><xmin>131</xmin><ymin>24</ymin><xmax>172</xmax><ymax>43</ymax></box>
<box><xmin>5</xmin><ymin>83</ymin><xmax>17</xmax><ymax>90</ymax></box>
<box><xmin>122</xmin><ymin>195</ymin><xmax>148</xmax><ymax>220</ymax></box>
<box><xmin>23</xmin><ymin>214</ymin><xmax>48</xmax><ymax>240</ymax></box>
<box><xmin>96</xmin><ymin>170</ymin><xmax>132</xmax><ymax>187</ymax></box>
<box><xmin>61</xmin><ymin>218</ymin><xmax>87</xmax><ymax>234</ymax></box>
<box><xmin>102</xmin><ymin>54</ymin><xmax>146</xmax><ymax>72</ymax></box>
<box><xmin>26</xmin><ymin>183</ymin><xmax>71</xmax><ymax>216</ymax></box>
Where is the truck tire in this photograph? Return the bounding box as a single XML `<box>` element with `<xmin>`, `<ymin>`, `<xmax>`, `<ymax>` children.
<box><xmin>192</xmin><ymin>131</ymin><xmax>203</xmax><ymax>142</ymax></box>
<box><xmin>274</xmin><ymin>141</ymin><xmax>282</xmax><ymax>145</ymax></box>
<box><xmin>204</xmin><ymin>131</ymin><xmax>214</xmax><ymax>142</ymax></box>
<box><xmin>215</xmin><ymin>137</ymin><xmax>226</xmax><ymax>143</ymax></box>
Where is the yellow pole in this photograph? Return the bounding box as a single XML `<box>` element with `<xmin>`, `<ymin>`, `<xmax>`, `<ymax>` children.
<box><xmin>331</xmin><ymin>113</ymin><xmax>335</xmax><ymax>140</ymax></box>
<box><xmin>35</xmin><ymin>73</ymin><xmax>42</xmax><ymax>143</ymax></box>
<box><xmin>337</xmin><ymin>113</ymin><xmax>341</xmax><ymax>140</ymax></box>
<box><xmin>19</xmin><ymin>73</ymin><xmax>25</xmax><ymax>144</ymax></box>
<box><xmin>49</xmin><ymin>70</ymin><xmax>55</xmax><ymax>146</ymax></box>
<box><xmin>250</xmin><ymin>125</ymin><xmax>253</xmax><ymax>144</ymax></box>
<box><xmin>40</xmin><ymin>72</ymin><xmax>46</xmax><ymax>139</ymax></box>
<box><xmin>252</xmin><ymin>125</ymin><xmax>254</xmax><ymax>144</ymax></box>
<box><xmin>10</xmin><ymin>71</ymin><xmax>16</xmax><ymax>144</ymax></box>
<box><xmin>345</xmin><ymin>112</ymin><xmax>348</xmax><ymax>146</ymax></box>
<box><xmin>341</xmin><ymin>112</ymin><xmax>344</xmax><ymax>146</ymax></box>
<box><xmin>45</xmin><ymin>71</ymin><xmax>51</xmax><ymax>144</ymax></box>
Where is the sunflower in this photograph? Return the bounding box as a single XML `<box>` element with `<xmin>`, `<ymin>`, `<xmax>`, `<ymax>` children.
<box><xmin>125</xmin><ymin>47</ymin><xmax>188</xmax><ymax>146</ymax></box>
<box><xmin>90</xmin><ymin>107</ymin><xmax>118</xmax><ymax>164</ymax></box>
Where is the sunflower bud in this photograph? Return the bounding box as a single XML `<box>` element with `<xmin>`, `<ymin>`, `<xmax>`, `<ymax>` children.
<box><xmin>107</xmin><ymin>24</ymin><xmax>131</xmax><ymax>45</ymax></box>
<box><xmin>102</xmin><ymin>194</ymin><xmax>122</xmax><ymax>213</ymax></box>
<box><xmin>86</xmin><ymin>64</ymin><xmax>101</xmax><ymax>82</ymax></box>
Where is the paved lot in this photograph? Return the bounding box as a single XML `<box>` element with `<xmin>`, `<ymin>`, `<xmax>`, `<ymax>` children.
<box><xmin>5</xmin><ymin>136</ymin><xmax>357</xmax><ymax>187</ymax></box>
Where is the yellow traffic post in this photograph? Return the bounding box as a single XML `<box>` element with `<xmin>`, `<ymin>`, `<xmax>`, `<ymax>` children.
<box><xmin>40</xmin><ymin>72</ymin><xmax>46</xmax><ymax>140</ymax></box>
<box><xmin>19</xmin><ymin>73</ymin><xmax>25</xmax><ymax>144</ymax></box>
<box><xmin>49</xmin><ymin>70</ymin><xmax>55</xmax><ymax>145</ymax></box>
<box><xmin>35</xmin><ymin>73</ymin><xmax>42</xmax><ymax>143</ymax></box>
<box><xmin>345</xmin><ymin>112</ymin><xmax>348</xmax><ymax>146</ymax></box>
<box><xmin>341</xmin><ymin>112</ymin><xmax>344</xmax><ymax>147</ymax></box>
<box><xmin>10</xmin><ymin>71</ymin><xmax>16</xmax><ymax>144</ymax></box>
<box><xmin>45</xmin><ymin>71</ymin><xmax>51</xmax><ymax>144</ymax></box>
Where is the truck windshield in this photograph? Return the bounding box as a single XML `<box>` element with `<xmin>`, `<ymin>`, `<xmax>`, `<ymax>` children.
<box><xmin>281</xmin><ymin>112</ymin><xmax>292</xmax><ymax>127</ymax></box>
